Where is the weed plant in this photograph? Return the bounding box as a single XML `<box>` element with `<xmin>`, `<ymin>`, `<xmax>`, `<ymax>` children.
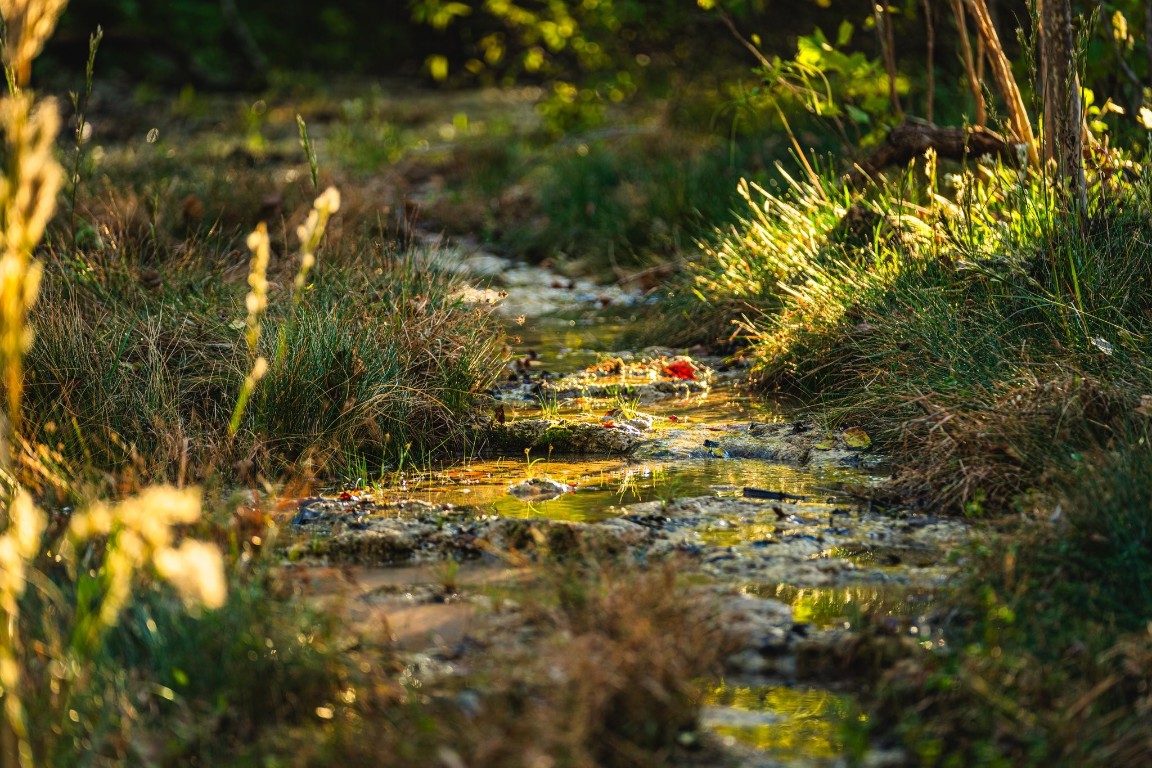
<box><xmin>0</xmin><ymin>9</ymin><xmax>520</xmax><ymax>766</ymax></box>
<box><xmin>317</xmin><ymin>560</ymin><xmax>727</xmax><ymax>768</ymax></box>
<box><xmin>0</xmin><ymin>8</ymin><xmax>237</xmax><ymax>764</ymax></box>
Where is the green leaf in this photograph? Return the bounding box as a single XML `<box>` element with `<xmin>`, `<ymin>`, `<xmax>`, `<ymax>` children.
<box><xmin>427</xmin><ymin>55</ymin><xmax>449</xmax><ymax>82</ymax></box>
<box><xmin>837</xmin><ymin>20</ymin><xmax>854</xmax><ymax>47</ymax></box>
<box><xmin>845</xmin><ymin>104</ymin><xmax>871</xmax><ymax>124</ymax></box>
<box><xmin>842</xmin><ymin>427</ymin><xmax>871</xmax><ymax>449</ymax></box>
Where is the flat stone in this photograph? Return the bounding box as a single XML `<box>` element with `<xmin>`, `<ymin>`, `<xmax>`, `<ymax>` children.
<box><xmin>471</xmin><ymin>417</ymin><xmax>641</xmax><ymax>455</ymax></box>
<box><xmin>507</xmin><ymin>477</ymin><xmax>573</xmax><ymax>500</ymax></box>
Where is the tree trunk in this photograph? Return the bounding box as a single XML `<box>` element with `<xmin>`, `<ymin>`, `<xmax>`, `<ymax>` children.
<box><xmin>924</xmin><ymin>0</ymin><xmax>936</xmax><ymax>123</ymax></box>
<box><xmin>1039</xmin><ymin>0</ymin><xmax>1087</xmax><ymax>215</ymax></box>
<box><xmin>845</xmin><ymin>121</ymin><xmax>1015</xmax><ymax>186</ymax></box>
<box><xmin>873</xmin><ymin>2</ymin><xmax>903</xmax><ymax>118</ymax></box>
<box><xmin>1146</xmin><ymin>0</ymin><xmax>1152</xmax><ymax>91</ymax></box>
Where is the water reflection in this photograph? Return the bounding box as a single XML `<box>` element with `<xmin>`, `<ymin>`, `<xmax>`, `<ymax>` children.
<box><xmin>509</xmin><ymin>313</ymin><xmax>636</xmax><ymax>375</ymax></box>
<box><xmin>747</xmin><ymin>584</ymin><xmax>940</xmax><ymax>629</ymax></box>
<box><xmin>701</xmin><ymin>682</ymin><xmax>854</xmax><ymax>759</ymax></box>
<box><xmin>374</xmin><ymin>456</ymin><xmax>866</xmax><ymax>523</ymax></box>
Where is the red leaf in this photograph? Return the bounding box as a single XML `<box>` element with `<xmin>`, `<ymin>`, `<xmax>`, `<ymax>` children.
<box><xmin>338</xmin><ymin>491</ymin><xmax>353</xmax><ymax>501</ymax></box>
<box><xmin>662</xmin><ymin>360</ymin><xmax>697</xmax><ymax>380</ymax></box>
<box><xmin>602</xmin><ymin>421</ymin><xmax>615</xmax><ymax>428</ymax></box>
<box><xmin>668</xmin><ymin>414</ymin><xmax>680</xmax><ymax>422</ymax></box>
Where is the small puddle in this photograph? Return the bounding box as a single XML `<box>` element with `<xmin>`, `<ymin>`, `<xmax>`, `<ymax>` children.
<box><xmin>508</xmin><ymin>313</ymin><xmax>640</xmax><ymax>375</ymax></box>
<box><xmin>701</xmin><ymin>681</ymin><xmax>856</xmax><ymax>762</ymax></box>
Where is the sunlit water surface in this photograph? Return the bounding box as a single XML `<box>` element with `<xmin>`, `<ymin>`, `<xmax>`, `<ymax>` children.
<box><xmin>312</xmin><ymin>312</ymin><xmax>941</xmax><ymax>764</ymax></box>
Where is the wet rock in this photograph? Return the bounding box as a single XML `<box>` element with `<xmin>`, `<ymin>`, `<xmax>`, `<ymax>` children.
<box><xmin>706</xmin><ymin>592</ymin><xmax>802</xmax><ymax>676</ymax></box>
<box><xmin>794</xmin><ymin>627</ymin><xmax>920</xmax><ymax>682</ymax></box>
<box><xmin>481</xmin><ymin>517</ymin><xmax>659</xmax><ymax>561</ymax></box>
<box><xmin>629</xmin><ymin>421</ymin><xmax>870</xmax><ymax>469</ymax></box>
<box><xmin>288</xmin><ymin>499</ymin><xmax>480</xmax><ymax>564</ymax></box>
<box><xmin>720</xmin><ymin>649</ymin><xmax>773</xmax><ymax>675</ymax></box>
<box><xmin>619</xmin><ymin>415</ymin><xmax>654</xmax><ymax>432</ymax></box>
<box><xmin>493</xmin><ymin>355</ymin><xmax>715</xmax><ymax>405</ymax></box>
<box><xmin>507</xmin><ymin>477</ymin><xmax>573</xmax><ymax>500</ymax></box>
<box><xmin>714</xmin><ymin>593</ymin><xmax>794</xmax><ymax>643</ymax></box>
<box><xmin>707</xmin><ymin>559</ymin><xmax>857</xmax><ymax>589</ymax></box>
<box><xmin>471</xmin><ymin>417</ymin><xmax>641</xmax><ymax>455</ymax></box>
<box><xmin>322</xmin><ymin>521</ymin><xmax>446</xmax><ymax>564</ymax></box>
<box><xmin>706</xmin><ymin>422</ymin><xmax>869</xmax><ymax>466</ymax></box>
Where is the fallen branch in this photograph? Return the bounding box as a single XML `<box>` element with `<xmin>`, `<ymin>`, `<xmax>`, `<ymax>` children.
<box><xmin>845</xmin><ymin>121</ymin><xmax>1016</xmax><ymax>186</ymax></box>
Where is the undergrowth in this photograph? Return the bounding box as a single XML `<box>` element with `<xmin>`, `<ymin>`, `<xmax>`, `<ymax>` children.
<box><xmin>679</xmin><ymin>146</ymin><xmax>1152</xmax><ymax>762</ymax></box>
<box><xmin>680</xmin><ymin>155</ymin><xmax>1152</xmax><ymax>514</ymax></box>
<box><xmin>315</xmin><ymin>559</ymin><xmax>726</xmax><ymax>768</ymax></box>
<box><xmin>26</xmin><ymin>198</ymin><xmax>505</xmax><ymax>487</ymax></box>
<box><xmin>869</xmin><ymin>437</ymin><xmax>1152</xmax><ymax>766</ymax></box>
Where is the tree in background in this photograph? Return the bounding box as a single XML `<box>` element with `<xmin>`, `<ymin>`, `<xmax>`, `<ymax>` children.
<box><xmin>1039</xmin><ymin>0</ymin><xmax>1087</xmax><ymax>215</ymax></box>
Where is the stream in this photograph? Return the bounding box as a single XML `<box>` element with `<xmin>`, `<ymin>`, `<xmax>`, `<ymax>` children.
<box><xmin>280</xmin><ymin>247</ymin><xmax>974</xmax><ymax>766</ymax></box>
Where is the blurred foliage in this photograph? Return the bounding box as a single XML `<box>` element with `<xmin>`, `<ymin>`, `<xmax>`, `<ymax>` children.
<box><xmin>408</xmin><ymin>0</ymin><xmax>767</xmax><ymax>132</ymax></box>
<box><xmin>748</xmin><ymin>21</ymin><xmax>903</xmax><ymax>151</ymax></box>
<box><xmin>48</xmin><ymin>1</ymin><xmax>858</xmax><ymax>93</ymax></box>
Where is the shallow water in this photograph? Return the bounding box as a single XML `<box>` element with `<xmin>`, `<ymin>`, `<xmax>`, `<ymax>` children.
<box><xmin>301</xmin><ymin>304</ymin><xmax>961</xmax><ymax>766</ymax></box>
<box><xmin>750</xmin><ymin>583</ymin><xmax>942</xmax><ymax>630</ymax></box>
<box><xmin>701</xmin><ymin>682</ymin><xmax>855</xmax><ymax>761</ymax></box>
<box><xmin>382</xmin><ymin>453</ymin><xmax>869</xmax><ymax>523</ymax></box>
<box><xmin>375</xmin><ymin>361</ymin><xmax>881</xmax><ymax>525</ymax></box>
<box><xmin>510</xmin><ymin>314</ymin><xmax>637</xmax><ymax>374</ymax></box>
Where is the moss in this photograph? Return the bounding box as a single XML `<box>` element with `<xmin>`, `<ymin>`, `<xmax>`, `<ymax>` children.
<box><xmin>325</xmin><ymin>531</ymin><xmax>417</xmax><ymax>564</ymax></box>
<box><xmin>475</xmin><ymin>418</ymin><xmax>640</xmax><ymax>456</ymax></box>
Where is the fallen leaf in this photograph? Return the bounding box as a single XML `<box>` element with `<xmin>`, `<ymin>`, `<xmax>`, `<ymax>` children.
<box><xmin>662</xmin><ymin>360</ymin><xmax>697</xmax><ymax>380</ymax></box>
<box><xmin>1090</xmin><ymin>336</ymin><xmax>1114</xmax><ymax>356</ymax></box>
<box><xmin>842</xmin><ymin>427</ymin><xmax>871</xmax><ymax>449</ymax></box>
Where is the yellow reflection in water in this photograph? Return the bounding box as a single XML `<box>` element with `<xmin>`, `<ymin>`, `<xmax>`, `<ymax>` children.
<box><xmin>748</xmin><ymin>584</ymin><xmax>937</xmax><ymax>628</ymax></box>
<box><xmin>703</xmin><ymin>682</ymin><xmax>850</xmax><ymax>758</ymax></box>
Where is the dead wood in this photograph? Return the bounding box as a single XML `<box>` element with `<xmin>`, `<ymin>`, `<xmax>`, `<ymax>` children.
<box><xmin>845</xmin><ymin>121</ymin><xmax>1016</xmax><ymax>186</ymax></box>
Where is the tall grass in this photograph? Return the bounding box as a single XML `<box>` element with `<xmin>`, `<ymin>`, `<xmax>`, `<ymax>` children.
<box><xmin>869</xmin><ymin>437</ymin><xmax>1152</xmax><ymax>766</ymax></box>
<box><xmin>0</xmin><ymin>5</ymin><xmax>231</xmax><ymax>765</ymax></box>
<box><xmin>680</xmin><ymin>154</ymin><xmax>1152</xmax><ymax>512</ymax></box>
<box><xmin>23</xmin><ymin>240</ymin><xmax>504</xmax><ymax>483</ymax></box>
<box><xmin>679</xmin><ymin>130</ymin><xmax>1152</xmax><ymax>762</ymax></box>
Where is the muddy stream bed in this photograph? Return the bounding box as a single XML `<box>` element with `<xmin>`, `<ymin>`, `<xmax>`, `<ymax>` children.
<box><xmin>276</xmin><ymin>250</ymin><xmax>975</xmax><ymax>767</ymax></box>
